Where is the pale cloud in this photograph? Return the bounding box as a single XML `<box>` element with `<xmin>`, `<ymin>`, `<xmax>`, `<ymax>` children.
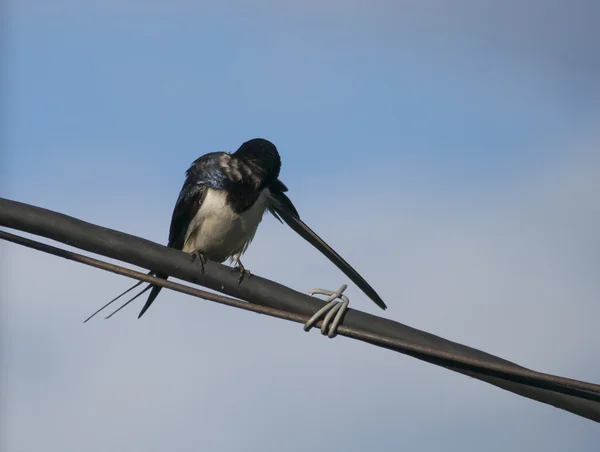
<box><xmin>2</xmin><ymin>125</ymin><xmax>600</xmax><ymax>451</ymax></box>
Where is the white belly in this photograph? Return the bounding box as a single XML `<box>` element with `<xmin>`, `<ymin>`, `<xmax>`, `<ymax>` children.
<box><xmin>182</xmin><ymin>188</ymin><xmax>269</xmax><ymax>262</ymax></box>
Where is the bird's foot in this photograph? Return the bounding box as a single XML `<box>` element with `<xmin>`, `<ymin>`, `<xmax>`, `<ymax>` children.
<box><xmin>304</xmin><ymin>285</ymin><xmax>349</xmax><ymax>338</ymax></box>
<box><xmin>232</xmin><ymin>260</ymin><xmax>252</xmax><ymax>285</ymax></box>
<box><xmin>190</xmin><ymin>251</ymin><xmax>207</xmax><ymax>274</ymax></box>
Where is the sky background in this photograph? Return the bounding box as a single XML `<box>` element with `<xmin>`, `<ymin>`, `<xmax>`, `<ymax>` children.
<box><xmin>2</xmin><ymin>0</ymin><xmax>600</xmax><ymax>450</ymax></box>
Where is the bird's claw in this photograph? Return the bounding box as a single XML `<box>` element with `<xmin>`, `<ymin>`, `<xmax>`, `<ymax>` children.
<box><xmin>190</xmin><ymin>251</ymin><xmax>207</xmax><ymax>274</ymax></box>
<box><xmin>304</xmin><ymin>284</ymin><xmax>349</xmax><ymax>338</ymax></box>
<box><xmin>232</xmin><ymin>265</ymin><xmax>252</xmax><ymax>285</ymax></box>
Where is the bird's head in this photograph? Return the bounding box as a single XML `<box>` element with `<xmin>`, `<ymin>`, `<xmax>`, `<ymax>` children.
<box><xmin>233</xmin><ymin>138</ymin><xmax>281</xmax><ymax>187</ymax></box>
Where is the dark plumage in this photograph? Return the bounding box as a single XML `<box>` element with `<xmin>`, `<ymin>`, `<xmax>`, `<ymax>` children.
<box><xmin>85</xmin><ymin>138</ymin><xmax>386</xmax><ymax>322</ymax></box>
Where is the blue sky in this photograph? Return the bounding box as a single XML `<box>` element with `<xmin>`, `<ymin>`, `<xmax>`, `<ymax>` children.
<box><xmin>5</xmin><ymin>0</ymin><xmax>599</xmax><ymax>205</ymax></box>
<box><xmin>2</xmin><ymin>1</ymin><xmax>600</xmax><ymax>451</ymax></box>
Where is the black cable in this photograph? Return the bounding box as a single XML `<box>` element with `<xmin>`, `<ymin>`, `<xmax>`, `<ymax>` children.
<box><xmin>1</xmin><ymin>196</ymin><xmax>599</xmax><ymax>422</ymax></box>
<box><xmin>2</xmin><ymin>229</ymin><xmax>600</xmax><ymax>406</ymax></box>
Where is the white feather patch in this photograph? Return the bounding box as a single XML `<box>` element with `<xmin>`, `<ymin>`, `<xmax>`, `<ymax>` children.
<box><xmin>182</xmin><ymin>188</ymin><xmax>270</xmax><ymax>262</ymax></box>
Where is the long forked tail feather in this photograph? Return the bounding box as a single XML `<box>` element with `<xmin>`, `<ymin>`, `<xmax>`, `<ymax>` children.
<box><xmin>104</xmin><ymin>284</ymin><xmax>154</xmax><ymax>319</ymax></box>
<box><xmin>83</xmin><ymin>271</ymin><xmax>167</xmax><ymax>322</ymax></box>
<box><xmin>269</xmin><ymin>190</ymin><xmax>387</xmax><ymax>310</ymax></box>
<box><xmin>135</xmin><ymin>284</ymin><xmax>164</xmax><ymax>319</ymax></box>
<box><xmin>83</xmin><ymin>279</ymin><xmax>146</xmax><ymax>322</ymax></box>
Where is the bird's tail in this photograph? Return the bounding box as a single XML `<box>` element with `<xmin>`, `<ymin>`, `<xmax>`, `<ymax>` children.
<box><xmin>83</xmin><ymin>272</ymin><xmax>168</xmax><ymax>322</ymax></box>
<box><xmin>268</xmin><ymin>190</ymin><xmax>388</xmax><ymax>310</ymax></box>
<box><xmin>136</xmin><ymin>283</ymin><xmax>164</xmax><ymax>319</ymax></box>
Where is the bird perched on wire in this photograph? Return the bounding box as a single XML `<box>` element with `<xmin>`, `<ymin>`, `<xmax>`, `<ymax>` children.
<box><xmin>84</xmin><ymin>138</ymin><xmax>386</xmax><ymax>321</ymax></box>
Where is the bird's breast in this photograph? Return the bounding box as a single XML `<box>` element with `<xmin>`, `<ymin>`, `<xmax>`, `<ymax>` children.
<box><xmin>182</xmin><ymin>188</ymin><xmax>269</xmax><ymax>262</ymax></box>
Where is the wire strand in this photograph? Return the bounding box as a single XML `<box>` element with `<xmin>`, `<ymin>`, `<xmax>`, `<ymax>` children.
<box><xmin>2</xmin><ymin>228</ymin><xmax>600</xmax><ymax>406</ymax></box>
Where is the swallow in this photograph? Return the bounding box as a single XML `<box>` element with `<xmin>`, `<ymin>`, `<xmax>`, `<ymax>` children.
<box><xmin>84</xmin><ymin>138</ymin><xmax>386</xmax><ymax>322</ymax></box>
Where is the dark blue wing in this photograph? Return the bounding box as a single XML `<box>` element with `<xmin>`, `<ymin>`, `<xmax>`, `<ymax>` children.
<box><xmin>167</xmin><ymin>184</ymin><xmax>207</xmax><ymax>250</ymax></box>
<box><xmin>138</xmin><ymin>153</ymin><xmax>228</xmax><ymax>318</ymax></box>
<box><xmin>267</xmin><ymin>180</ymin><xmax>387</xmax><ymax>310</ymax></box>
<box><xmin>168</xmin><ymin>152</ymin><xmax>231</xmax><ymax>249</ymax></box>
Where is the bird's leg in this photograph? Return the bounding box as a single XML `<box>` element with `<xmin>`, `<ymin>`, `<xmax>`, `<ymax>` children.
<box><xmin>304</xmin><ymin>284</ymin><xmax>349</xmax><ymax>338</ymax></box>
<box><xmin>189</xmin><ymin>250</ymin><xmax>207</xmax><ymax>274</ymax></box>
<box><xmin>231</xmin><ymin>254</ymin><xmax>252</xmax><ymax>285</ymax></box>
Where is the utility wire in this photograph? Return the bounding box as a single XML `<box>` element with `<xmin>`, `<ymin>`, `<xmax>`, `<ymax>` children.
<box><xmin>2</xmin><ymin>229</ymin><xmax>600</xmax><ymax>406</ymax></box>
<box><xmin>1</xmin><ymin>196</ymin><xmax>599</xmax><ymax>422</ymax></box>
